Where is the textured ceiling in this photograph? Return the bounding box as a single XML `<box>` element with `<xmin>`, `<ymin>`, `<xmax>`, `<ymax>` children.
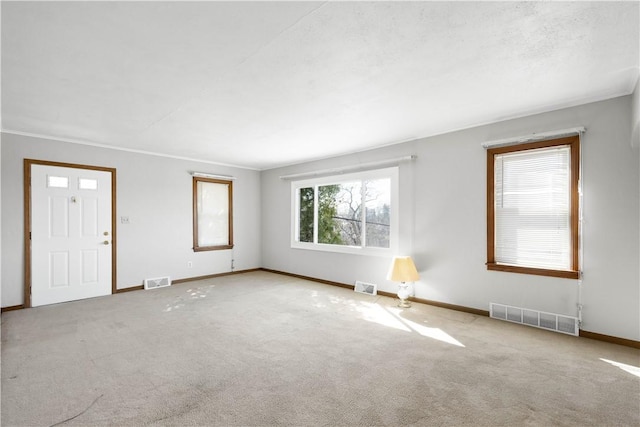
<box><xmin>2</xmin><ymin>1</ymin><xmax>639</xmax><ymax>170</ymax></box>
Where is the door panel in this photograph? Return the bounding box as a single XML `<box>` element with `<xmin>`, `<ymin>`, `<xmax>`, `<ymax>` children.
<box><xmin>50</xmin><ymin>197</ymin><xmax>69</xmax><ymax>237</ymax></box>
<box><xmin>50</xmin><ymin>251</ymin><xmax>70</xmax><ymax>287</ymax></box>
<box><xmin>31</xmin><ymin>164</ymin><xmax>113</xmax><ymax>306</ymax></box>
<box><xmin>81</xmin><ymin>250</ymin><xmax>99</xmax><ymax>284</ymax></box>
<box><xmin>81</xmin><ymin>197</ymin><xmax>99</xmax><ymax>237</ymax></box>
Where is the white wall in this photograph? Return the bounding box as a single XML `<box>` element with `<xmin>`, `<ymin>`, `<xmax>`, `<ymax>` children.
<box><xmin>1</xmin><ymin>133</ymin><xmax>261</xmax><ymax>307</ymax></box>
<box><xmin>261</xmin><ymin>95</ymin><xmax>640</xmax><ymax>341</ymax></box>
<box><xmin>632</xmin><ymin>76</ymin><xmax>639</xmax><ymax>149</ymax></box>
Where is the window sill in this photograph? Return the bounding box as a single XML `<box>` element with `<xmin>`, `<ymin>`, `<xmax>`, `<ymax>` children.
<box><xmin>194</xmin><ymin>245</ymin><xmax>234</xmax><ymax>252</ymax></box>
<box><xmin>291</xmin><ymin>241</ymin><xmax>393</xmax><ymax>257</ymax></box>
<box><xmin>486</xmin><ymin>263</ymin><xmax>579</xmax><ymax>279</ymax></box>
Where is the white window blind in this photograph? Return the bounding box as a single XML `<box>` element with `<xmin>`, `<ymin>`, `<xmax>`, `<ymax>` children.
<box><xmin>193</xmin><ymin>176</ymin><xmax>233</xmax><ymax>251</ymax></box>
<box><xmin>494</xmin><ymin>145</ymin><xmax>571</xmax><ymax>270</ymax></box>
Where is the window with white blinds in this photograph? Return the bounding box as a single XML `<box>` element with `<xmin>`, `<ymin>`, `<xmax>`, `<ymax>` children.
<box><xmin>487</xmin><ymin>136</ymin><xmax>580</xmax><ymax>279</ymax></box>
<box><xmin>193</xmin><ymin>177</ymin><xmax>233</xmax><ymax>251</ymax></box>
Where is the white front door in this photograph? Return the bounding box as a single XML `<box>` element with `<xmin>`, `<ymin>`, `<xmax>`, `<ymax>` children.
<box><xmin>31</xmin><ymin>164</ymin><xmax>113</xmax><ymax>306</ymax></box>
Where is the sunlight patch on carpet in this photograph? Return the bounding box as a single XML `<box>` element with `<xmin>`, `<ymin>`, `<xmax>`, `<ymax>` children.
<box><xmin>356</xmin><ymin>302</ymin><xmax>412</xmax><ymax>332</ymax></box>
<box><xmin>600</xmin><ymin>358</ymin><xmax>640</xmax><ymax>378</ymax></box>
<box><xmin>387</xmin><ymin>307</ymin><xmax>465</xmax><ymax>347</ymax></box>
<box><xmin>164</xmin><ymin>288</ymin><xmax>210</xmax><ymax>312</ymax></box>
<box><xmin>353</xmin><ymin>302</ymin><xmax>465</xmax><ymax>347</ymax></box>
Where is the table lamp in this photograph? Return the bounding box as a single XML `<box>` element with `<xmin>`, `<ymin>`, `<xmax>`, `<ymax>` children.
<box><xmin>387</xmin><ymin>256</ymin><xmax>419</xmax><ymax>308</ymax></box>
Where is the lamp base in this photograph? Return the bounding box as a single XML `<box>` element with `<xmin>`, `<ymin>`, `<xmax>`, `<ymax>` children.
<box><xmin>397</xmin><ymin>282</ymin><xmax>411</xmax><ymax>308</ymax></box>
<box><xmin>398</xmin><ymin>298</ymin><xmax>411</xmax><ymax>308</ymax></box>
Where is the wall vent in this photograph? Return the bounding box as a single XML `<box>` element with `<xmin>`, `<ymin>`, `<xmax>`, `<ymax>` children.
<box><xmin>144</xmin><ymin>276</ymin><xmax>171</xmax><ymax>290</ymax></box>
<box><xmin>490</xmin><ymin>303</ymin><xmax>578</xmax><ymax>336</ymax></box>
<box><xmin>354</xmin><ymin>281</ymin><xmax>377</xmax><ymax>296</ymax></box>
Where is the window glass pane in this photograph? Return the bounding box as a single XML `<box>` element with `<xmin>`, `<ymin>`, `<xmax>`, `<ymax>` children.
<box><xmin>317</xmin><ymin>184</ymin><xmax>343</xmax><ymax>245</ymax></box>
<box><xmin>197</xmin><ymin>181</ymin><xmax>229</xmax><ymax>247</ymax></box>
<box><xmin>79</xmin><ymin>178</ymin><xmax>98</xmax><ymax>190</ymax></box>
<box><xmin>318</xmin><ymin>182</ymin><xmax>362</xmax><ymax>246</ymax></box>
<box><xmin>298</xmin><ymin>187</ymin><xmax>315</xmax><ymax>242</ymax></box>
<box><xmin>48</xmin><ymin>176</ymin><xmax>68</xmax><ymax>188</ymax></box>
<box><xmin>494</xmin><ymin>146</ymin><xmax>571</xmax><ymax>270</ymax></box>
<box><xmin>364</xmin><ymin>178</ymin><xmax>391</xmax><ymax>248</ymax></box>
<box><xmin>291</xmin><ymin>166</ymin><xmax>397</xmax><ymax>254</ymax></box>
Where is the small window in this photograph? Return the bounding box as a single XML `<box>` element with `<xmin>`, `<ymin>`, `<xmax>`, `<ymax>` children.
<box><xmin>292</xmin><ymin>167</ymin><xmax>397</xmax><ymax>255</ymax></box>
<box><xmin>79</xmin><ymin>178</ymin><xmax>98</xmax><ymax>190</ymax></box>
<box><xmin>193</xmin><ymin>177</ymin><xmax>233</xmax><ymax>251</ymax></box>
<box><xmin>486</xmin><ymin>135</ymin><xmax>580</xmax><ymax>279</ymax></box>
<box><xmin>47</xmin><ymin>175</ymin><xmax>69</xmax><ymax>188</ymax></box>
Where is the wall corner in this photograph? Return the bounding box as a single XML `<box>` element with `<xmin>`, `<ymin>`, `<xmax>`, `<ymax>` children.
<box><xmin>631</xmin><ymin>72</ymin><xmax>639</xmax><ymax>149</ymax></box>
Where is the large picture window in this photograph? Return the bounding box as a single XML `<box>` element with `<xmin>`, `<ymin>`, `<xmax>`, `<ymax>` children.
<box><xmin>292</xmin><ymin>167</ymin><xmax>398</xmax><ymax>255</ymax></box>
<box><xmin>193</xmin><ymin>177</ymin><xmax>233</xmax><ymax>251</ymax></box>
<box><xmin>486</xmin><ymin>135</ymin><xmax>580</xmax><ymax>278</ymax></box>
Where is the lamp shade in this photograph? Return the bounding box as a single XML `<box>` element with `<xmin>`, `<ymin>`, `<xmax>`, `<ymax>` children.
<box><xmin>387</xmin><ymin>256</ymin><xmax>420</xmax><ymax>282</ymax></box>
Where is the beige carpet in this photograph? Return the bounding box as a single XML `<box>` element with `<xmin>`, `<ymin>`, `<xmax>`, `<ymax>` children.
<box><xmin>2</xmin><ymin>271</ymin><xmax>639</xmax><ymax>426</ymax></box>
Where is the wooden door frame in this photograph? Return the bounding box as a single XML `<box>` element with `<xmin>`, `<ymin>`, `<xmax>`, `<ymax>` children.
<box><xmin>24</xmin><ymin>159</ymin><xmax>117</xmax><ymax>308</ymax></box>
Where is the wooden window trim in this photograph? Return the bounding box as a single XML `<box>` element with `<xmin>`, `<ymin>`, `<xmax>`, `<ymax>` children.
<box><xmin>192</xmin><ymin>177</ymin><xmax>233</xmax><ymax>252</ymax></box>
<box><xmin>486</xmin><ymin>135</ymin><xmax>580</xmax><ymax>279</ymax></box>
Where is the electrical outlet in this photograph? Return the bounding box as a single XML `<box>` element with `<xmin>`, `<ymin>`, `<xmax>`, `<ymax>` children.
<box><xmin>187</xmin><ymin>261</ymin><xmax>193</xmax><ymax>268</ymax></box>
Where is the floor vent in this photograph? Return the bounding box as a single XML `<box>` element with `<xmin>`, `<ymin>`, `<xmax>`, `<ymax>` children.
<box><xmin>354</xmin><ymin>281</ymin><xmax>377</xmax><ymax>296</ymax></box>
<box><xmin>490</xmin><ymin>303</ymin><xmax>578</xmax><ymax>336</ymax></box>
<box><xmin>144</xmin><ymin>276</ymin><xmax>171</xmax><ymax>290</ymax></box>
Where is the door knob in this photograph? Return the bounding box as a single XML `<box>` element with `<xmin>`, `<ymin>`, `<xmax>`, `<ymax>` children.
<box><xmin>103</xmin><ymin>240</ymin><xmax>110</xmax><ymax>245</ymax></box>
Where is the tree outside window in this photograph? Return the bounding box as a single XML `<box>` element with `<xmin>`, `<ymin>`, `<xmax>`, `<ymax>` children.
<box><xmin>292</xmin><ymin>168</ymin><xmax>396</xmax><ymax>254</ymax></box>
